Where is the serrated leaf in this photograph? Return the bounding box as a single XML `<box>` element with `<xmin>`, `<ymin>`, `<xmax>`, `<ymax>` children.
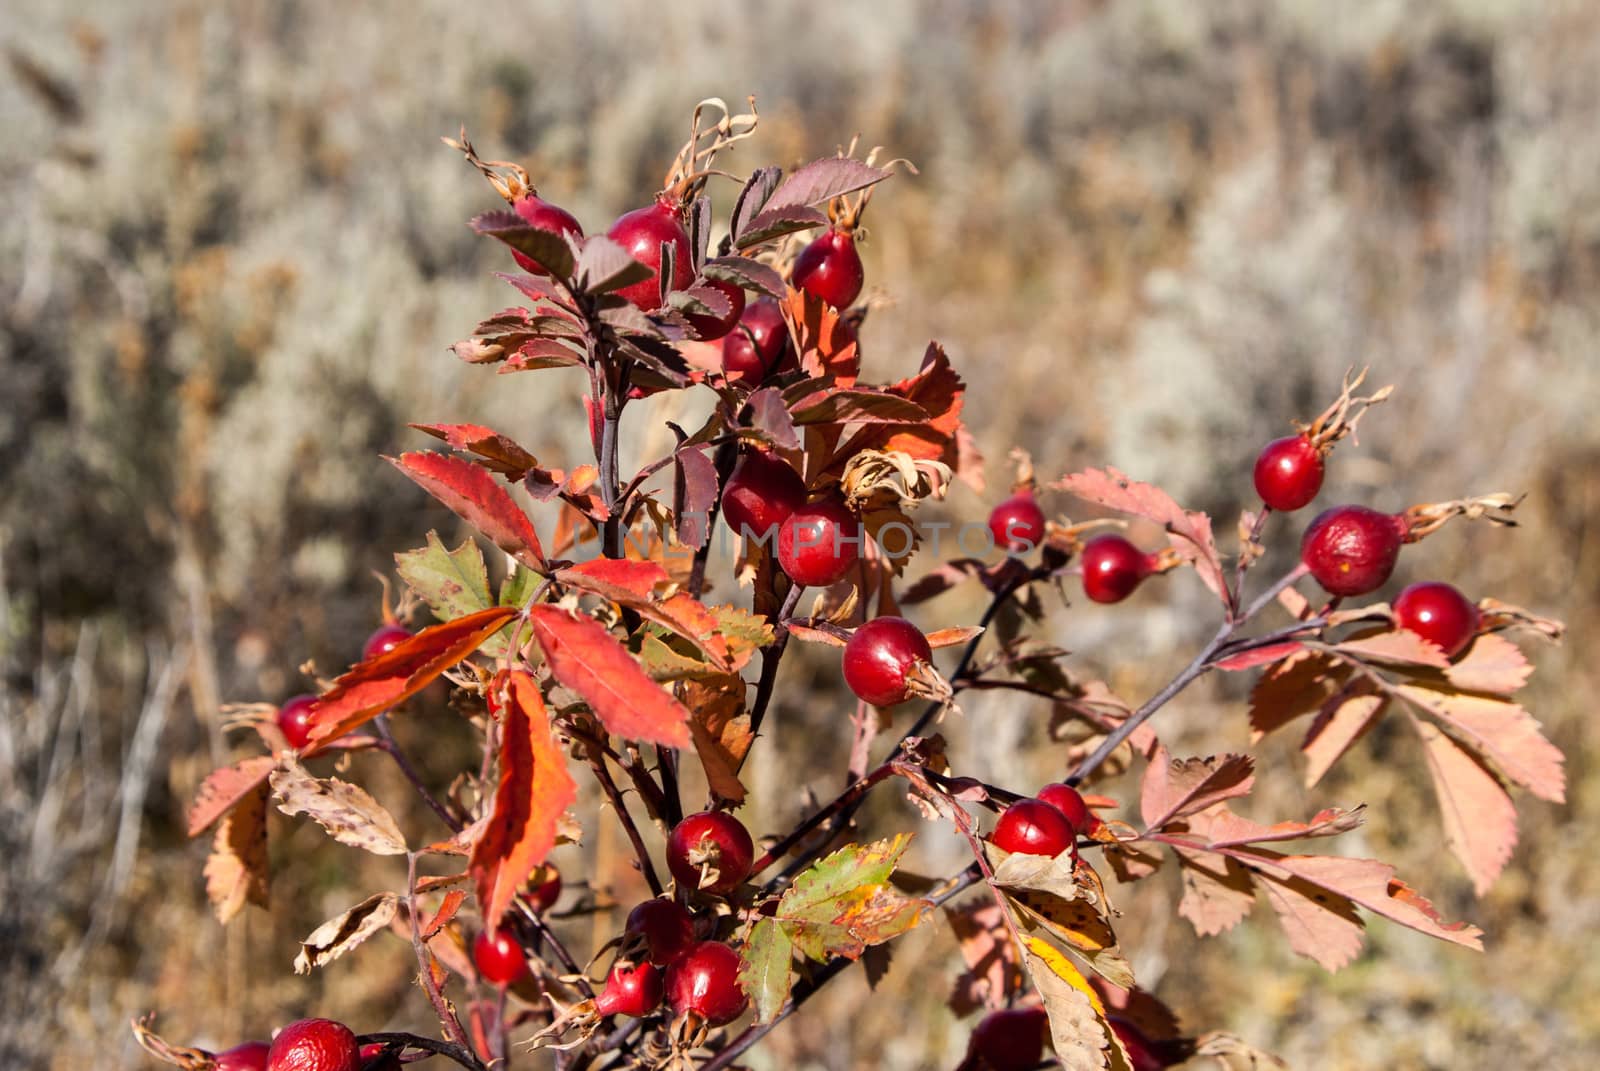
<box><xmin>392</xmin><ymin>452</ymin><xmax>546</xmax><ymax>572</ymax></box>
<box><xmin>674</xmin><ymin>445</ymin><xmax>719</xmax><ymax>550</ymax></box>
<box><xmin>1394</xmin><ymin>684</ymin><xmax>1565</xmax><ymax>802</ymax></box>
<box><xmin>575</xmin><ymin>235</ymin><xmax>653</xmax><ymax>295</ymax></box>
<box><xmin>1412</xmin><ymin>716</ymin><xmax>1518</xmax><ymax>895</ymax></box>
<box><xmin>499</xmin><ymin>563</ymin><xmax>540</xmax><ymax>609</ymax></box>
<box><xmin>1053</xmin><ymin>466</ymin><xmax>1227</xmax><ymax>603</ymax></box>
<box><xmin>1139</xmin><ymin>747</ymin><xmax>1256</xmax><ymax>830</ymax></box>
<box><xmin>1172</xmin><ymin>848</ymin><xmax>1255</xmax><ymax>938</ymax></box>
<box><xmin>684</xmin><ymin>677</ymin><xmax>752</xmax><ymax>805</ymax></box>
<box><xmin>294</xmin><ymin>892</ymin><xmax>398</xmax><ymax>974</ymax></box>
<box><xmin>304</xmin><ymin>606</ymin><xmax>519</xmax><ymax>747</ymax></box>
<box><xmin>188</xmin><ymin>755</ymin><xmax>279</xmax><ymax>837</ymax></box>
<box><xmin>1248</xmin><ymin>649</ymin><xmax>1349</xmax><ymax>740</ymax></box>
<box><xmin>555</xmin><ymin>559</ymin><xmax>733</xmax><ymax>670</ymax></box>
<box><xmin>270</xmin><ymin>757</ymin><xmax>408</xmax><ymax>855</ymax></box>
<box><xmin>204</xmin><ymin>778</ymin><xmax>269</xmax><ymax>924</ymax></box>
<box><xmin>702</xmin><ymin>256</ymin><xmax>787</xmax><ymax>299</ymax></box>
<box><xmin>729</xmin><ymin>166</ymin><xmax>783</xmax><ymax>244</ymax></box>
<box><xmin>1334</xmin><ymin>629</ymin><xmax>1451</xmax><ymax>668</ymax></box>
<box><xmin>1022</xmin><ymin>936</ymin><xmax>1134</xmax><ymax>1071</ymax></box>
<box><xmin>734</xmin><ymin>203</ymin><xmax>828</xmax><ymax>249</ymax></box>
<box><xmin>774</xmin><ymin>835</ymin><xmax>930</xmax><ymax>962</ymax></box>
<box><xmin>1301</xmin><ymin>689</ymin><xmax>1387</xmax><ymax>787</ymax></box>
<box><xmin>411</xmin><ymin>422</ymin><xmax>541</xmax><ymax>479</ymax></box>
<box><xmin>746</xmin><ymin>387</ymin><xmax>800</xmax><ymax>450</ymax></box>
<box><xmin>739</xmin><ymin>917</ymin><xmax>794</xmax><ymax>1024</ymax></box>
<box><xmin>761</xmin><ymin>157</ymin><xmax>892</xmax><ymax>213</ymax></box>
<box><xmin>471</xmin><ymin>670</ymin><xmax>577</xmax><ymax>928</ymax></box>
<box><xmin>787</xmin><ymin>388</ymin><xmax>930</xmax><ymax>426</ymax></box>
<box><xmin>1010</xmin><ymin>889</ymin><xmax>1135</xmax><ymax>989</ymax></box>
<box><xmin>396</xmin><ymin>533</ymin><xmax>493</xmax><ymax>625</ymax></box>
<box><xmin>1444</xmin><ymin>632</ymin><xmax>1534</xmax><ymax>695</ymax></box>
<box><xmin>526</xmin><ymin>605</ymin><xmax>691</xmax><ymax>747</ymax></box>
<box><xmin>988</xmin><ymin>843</ymin><xmax>1083</xmax><ymax>902</ymax></box>
<box><xmin>470</xmin><ymin>210</ymin><xmax>576</xmax><ymax>278</ymax></box>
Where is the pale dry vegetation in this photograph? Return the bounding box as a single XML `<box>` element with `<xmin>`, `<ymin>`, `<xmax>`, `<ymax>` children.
<box><xmin>2</xmin><ymin>2</ymin><xmax>1598</xmax><ymax>1069</ymax></box>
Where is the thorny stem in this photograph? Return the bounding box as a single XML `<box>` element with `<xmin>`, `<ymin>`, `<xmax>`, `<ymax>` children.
<box><xmin>376</xmin><ymin>714</ymin><xmax>463</xmax><ymax>834</ymax></box>
<box><xmin>699</xmin><ymin>864</ymin><xmax>983</xmax><ymax>1071</ymax></box>
<box><xmin>748</xmin><ymin>584</ymin><xmax>805</xmax><ymax>740</ymax></box>
<box><xmin>406</xmin><ymin>853</ymin><xmax>476</xmax><ymax>1055</ymax></box>
<box><xmin>586</xmin><ymin>745</ymin><xmax>666</xmax><ymax>896</ymax></box>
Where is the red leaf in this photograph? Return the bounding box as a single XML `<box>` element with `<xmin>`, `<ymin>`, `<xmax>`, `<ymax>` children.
<box><xmin>1411</xmin><ymin>715</ymin><xmax>1519</xmax><ymax>895</ymax></box>
<box><xmin>1445</xmin><ymin>632</ymin><xmax>1534</xmax><ymax>695</ymax></box>
<box><xmin>555</xmin><ymin>559</ymin><xmax>732</xmax><ymax>671</ymax></box>
<box><xmin>188</xmin><ymin>756</ymin><xmax>279</xmax><ymax>838</ymax></box>
<box><xmin>1394</xmin><ymin>685</ymin><xmax>1565</xmax><ymax>803</ymax></box>
<box><xmin>1334</xmin><ymin>629</ymin><xmax>1451</xmax><ymax>668</ymax></box>
<box><xmin>1213</xmin><ymin>641</ymin><xmax>1303</xmax><ymax>672</ymax></box>
<box><xmin>526</xmin><ymin>606</ymin><xmax>692</xmax><ymax>747</ymax></box>
<box><xmin>421</xmin><ymin>889</ymin><xmax>467</xmax><ymax>940</ymax></box>
<box><xmin>1173</xmin><ymin>848</ymin><xmax>1256</xmax><ymax>937</ymax></box>
<box><xmin>1139</xmin><ymin>746</ymin><xmax>1256</xmax><ymax>830</ymax></box>
<box><xmin>471</xmin><ymin>670</ymin><xmax>577</xmax><ymax>929</ymax></box>
<box><xmin>874</xmin><ymin>343</ymin><xmax>968</xmax><ymax>469</ymax></box>
<box><xmin>305</xmin><ymin>606</ymin><xmax>519</xmax><ymax>748</ymax></box>
<box><xmin>392</xmin><ymin>451</ymin><xmax>546</xmax><ymax>571</ymax></box>
<box><xmin>1248</xmin><ymin>650</ymin><xmax>1350</xmax><ymax>740</ymax></box>
<box><xmin>411</xmin><ymin>423</ymin><xmax>541</xmax><ymax>479</ymax></box>
<box><xmin>1053</xmin><ymin>466</ymin><xmax>1227</xmax><ymax>602</ymax></box>
<box><xmin>1301</xmin><ymin>690</ymin><xmax>1387</xmax><ymax>787</ymax></box>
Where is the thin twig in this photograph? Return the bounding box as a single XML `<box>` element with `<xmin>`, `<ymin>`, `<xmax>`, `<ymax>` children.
<box><xmin>748</xmin><ymin>584</ymin><xmax>805</xmax><ymax>739</ymax></box>
<box><xmin>377</xmin><ymin>715</ymin><xmax>463</xmax><ymax>834</ymax></box>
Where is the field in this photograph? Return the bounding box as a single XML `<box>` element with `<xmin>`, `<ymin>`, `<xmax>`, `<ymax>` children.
<box><xmin>3</xmin><ymin>2</ymin><xmax>1598</xmax><ymax>1068</ymax></box>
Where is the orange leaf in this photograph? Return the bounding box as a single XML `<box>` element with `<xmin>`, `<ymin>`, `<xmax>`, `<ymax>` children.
<box><xmin>526</xmin><ymin>606</ymin><xmax>692</xmax><ymax>748</ymax></box>
<box><xmin>188</xmin><ymin>755</ymin><xmax>279</xmax><ymax>838</ymax></box>
<box><xmin>305</xmin><ymin>606</ymin><xmax>519</xmax><ymax>749</ymax></box>
<box><xmin>471</xmin><ymin>670</ymin><xmax>577</xmax><ymax>929</ymax></box>
<box><xmin>392</xmin><ymin>451</ymin><xmax>546</xmax><ymax>570</ymax></box>
<box><xmin>411</xmin><ymin>422</ymin><xmax>542</xmax><ymax>479</ymax></box>
<box><xmin>556</xmin><ymin>559</ymin><xmax>731</xmax><ymax>670</ymax></box>
<box><xmin>1411</xmin><ymin>715</ymin><xmax>1519</xmax><ymax>895</ymax></box>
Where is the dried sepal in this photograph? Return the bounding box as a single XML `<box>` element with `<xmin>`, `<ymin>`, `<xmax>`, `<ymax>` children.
<box><xmin>1400</xmin><ymin>492</ymin><xmax>1522</xmax><ymax>541</ymax></box>
<box><xmin>1298</xmin><ymin>366</ymin><xmax>1394</xmax><ymax>453</ymax></box>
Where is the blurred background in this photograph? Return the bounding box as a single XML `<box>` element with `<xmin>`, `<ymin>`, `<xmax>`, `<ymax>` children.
<box><xmin>3</xmin><ymin>1</ymin><xmax>1597</xmax><ymax>1068</ymax></box>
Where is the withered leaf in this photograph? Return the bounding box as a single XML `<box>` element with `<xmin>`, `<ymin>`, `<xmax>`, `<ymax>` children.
<box><xmin>270</xmin><ymin>757</ymin><xmax>408</xmax><ymax>856</ymax></box>
<box><xmin>294</xmin><ymin>892</ymin><xmax>399</xmax><ymax>974</ymax></box>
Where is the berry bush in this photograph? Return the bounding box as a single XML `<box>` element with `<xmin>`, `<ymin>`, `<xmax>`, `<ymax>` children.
<box><xmin>133</xmin><ymin>100</ymin><xmax>1567</xmax><ymax>1071</ymax></box>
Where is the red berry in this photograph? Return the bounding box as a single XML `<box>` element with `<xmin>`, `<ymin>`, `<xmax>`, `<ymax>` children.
<box><xmin>988</xmin><ymin>491</ymin><xmax>1047</xmax><ymax>552</ymax></box>
<box><xmin>1109</xmin><ymin>1018</ymin><xmax>1166</xmax><ymax>1071</ymax></box>
<box><xmin>992</xmin><ymin>798</ymin><xmax>1077</xmax><ymax>858</ymax></box>
<box><xmin>842</xmin><ymin>616</ymin><xmax>933</xmax><ymax>707</ymax></box>
<box><xmin>624</xmin><ymin>898</ymin><xmax>696</xmax><ymax>966</ymax></box>
<box><xmin>776</xmin><ymin>495</ymin><xmax>862</xmax><ymax>588</ymax></box>
<box><xmin>721</xmin><ymin>452</ymin><xmax>806</xmax><ymax>540</ymax></box>
<box><xmin>528</xmin><ymin>866</ymin><xmax>562</xmax><ymax>913</ymax></box>
<box><xmin>1394</xmin><ymin>581</ymin><xmax>1479</xmax><ymax>658</ymax></box>
<box><xmin>666</xmin><ymin>811</ymin><xmax>754</xmax><ymax>895</ymax></box>
<box><xmin>792</xmin><ymin>228</ymin><xmax>864</xmax><ymax>309</ymax></box>
<box><xmin>1081</xmin><ymin>534</ymin><xmax>1152</xmax><ymax>604</ymax></box>
<box><xmin>1035</xmin><ymin>782</ymin><xmax>1095</xmax><ymax>836</ymax></box>
<box><xmin>686</xmin><ymin>278</ymin><xmax>746</xmax><ymax>341</ymax></box>
<box><xmin>606</xmin><ymin>199</ymin><xmax>692</xmax><ymax>310</ymax></box>
<box><xmin>720</xmin><ymin>297</ymin><xmax>791</xmax><ymax>386</ymax></box>
<box><xmin>1300</xmin><ymin>505</ymin><xmax>1406</xmax><ymax>596</ymax></box>
<box><xmin>1253</xmin><ymin>435</ymin><xmax>1324</xmax><ymax>512</ymax></box>
<box><xmin>267</xmin><ymin>1019</ymin><xmax>361</xmax><ymax>1071</ymax></box>
<box><xmin>594</xmin><ymin>960</ymin><xmax>664</xmax><ymax>1018</ymax></box>
<box><xmin>216</xmin><ymin>1042</ymin><xmax>271</xmax><ymax>1071</ymax></box>
<box><xmin>474</xmin><ymin>927</ymin><xmax>529</xmax><ymax>986</ymax></box>
<box><xmin>665</xmin><ymin>941</ymin><xmax>748</xmax><ymax>1026</ymax></box>
<box><xmin>361</xmin><ymin>624</ymin><xmax>412</xmax><ymax>661</ymax></box>
<box><xmin>276</xmin><ymin>694</ymin><xmax>318</xmax><ymax>750</ymax></box>
<box><xmin>510</xmin><ymin>194</ymin><xmax>583</xmax><ymax>276</ymax></box>
<box><xmin>965</xmin><ymin>1006</ymin><xmax>1049</xmax><ymax>1071</ymax></box>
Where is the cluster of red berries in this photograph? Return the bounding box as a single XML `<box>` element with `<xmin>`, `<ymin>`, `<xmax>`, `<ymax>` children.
<box><xmin>990</xmin><ymin>783</ymin><xmax>1097</xmax><ymax>860</ymax></box>
<box><xmin>275</xmin><ymin>623</ymin><xmax>414</xmax><ymax>749</ymax></box>
<box><xmin>719</xmin><ymin>446</ymin><xmax>863</xmax><ymax>588</ymax></box>
<box><xmin>211</xmin><ymin>1018</ymin><xmax>382</xmax><ymax>1071</ymax></box>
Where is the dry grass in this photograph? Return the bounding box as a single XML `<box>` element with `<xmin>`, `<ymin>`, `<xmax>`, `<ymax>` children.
<box><xmin>3</xmin><ymin>1</ymin><xmax>1599</xmax><ymax>1068</ymax></box>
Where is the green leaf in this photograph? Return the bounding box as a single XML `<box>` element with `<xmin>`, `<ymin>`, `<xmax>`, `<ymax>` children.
<box><xmin>396</xmin><ymin>533</ymin><xmax>492</xmax><ymax>623</ymax></box>
<box><xmin>739</xmin><ymin>917</ymin><xmax>794</xmax><ymax>1024</ymax></box>
<box><xmin>773</xmin><ymin>835</ymin><xmax>930</xmax><ymax>962</ymax></box>
<box><xmin>499</xmin><ymin>563</ymin><xmax>540</xmax><ymax>610</ymax></box>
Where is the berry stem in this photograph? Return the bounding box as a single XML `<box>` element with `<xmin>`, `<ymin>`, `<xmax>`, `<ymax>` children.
<box><xmin>405</xmin><ymin>852</ymin><xmax>477</xmax><ymax>1056</ymax></box>
<box><xmin>354</xmin><ymin>1033</ymin><xmax>489</xmax><ymax>1071</ymax></box>
<box><xmin>578</xmin><ymin>734</ymin><xmax>666</xmax><ymax>897</ymax></box>
<box><xmin>747</xmin><ymin>583</ymin><xmax>806</xmax><ymax>741</ymax></box>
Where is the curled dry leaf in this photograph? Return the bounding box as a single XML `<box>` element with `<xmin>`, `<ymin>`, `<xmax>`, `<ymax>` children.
<box><xmin>188</xmin><ymin>755</ymin><xmax>280</xmax><ymax>838</ymax></box>
<box><xmin>1022</xmin><ymin>936</ymin><xmax>1135</xmax><ymax>1071</ymax></box>
<box><xmin>270</xmin><ymin>756</ymin><xmax>409</xmax><ymax>856</ymax></box>
<box><xmin>294</xmin><ymin>892</ymin><xmax>399</xmax><ymax>974</ymax></box>
<box><xmin>204</xmin><ymin>779</ymin><xmax>269</xmax><ymax>925</ymax></box>
<box><xmin>1139</xmin><ymin>747</ymin><xmax>1256</xmax><ymax>831</ymax></box>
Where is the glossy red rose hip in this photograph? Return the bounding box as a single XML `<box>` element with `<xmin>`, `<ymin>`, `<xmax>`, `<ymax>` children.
<box><xmin>1036</xmin><ymin>782</ymin><xmax>1095</xmax><ymax>836</ymax></box>
<box><xmin>528</xmin><ymin>866</ymin><xmax>562</xmax><ymax>913</ymax></box>
<box><xmin>988</xmin><ymin>491</ymin><xmax>1047</xmax><ymax>552</ymax></box>
<box><xmin>1253</xmin><ymin>435</ymin><xmax>1324</xmax><ymax>512</ymax></box>
<box><xmin>1081</xmin><ymin>534</ymin><xmax>1152</xmax><ymax>604</ymax></box>
<box><xmin>216</xmin><ymin>1042</ymin><xmax>271</xmax><ymax>1071</ymax></box>
<box><xmin>721</xmin><ymin>451</ymin><xmax>806</xmax><ymax>540</ymax></box>
<box><xmin>1394</xmin><ymin>581</ymin><xmax>1479</xmax><ymax>658</ymax></box>
<box><xmin>474</xmin><ymin>927</ymin><xmax>529</xmax><ymax>986</ymax></box>
<box><xmin>842</xmin><ymin>616</ymin><xmax>933</xmax><ymax>707</ymax></box>
<box><xmin>624</xmin><ymin>898</ymin><xmax>695</xmax><ymax>966</ymax></box>
<box><xmin>720</xmin><ymin>297</ymin><xmax>791</xmax><ymax>386</ymax></box>
<box><xmin>276</xmin><ymin>693</ymin><xmax>318</xmax><ymax>750</ymax></box>
<box><xmin>266</xmin><ymin>1018</ymin><xmax>361</xmax><ymax>1071</ymax></box>
<box><xmin>1300</xmin><ymin>505</ymin><xmax>1405</xmax><ymax>596</ymax></box>
<box><xmin>792</xmin><ymin>228</ymin><xmax>864</xmax><ymax>308</ymax></box>
<box><xmin>992</xmin><ymin>798</ymin><xmax>1077</xmax><ymax>858</ymax></box>
<box><xmin>607</xmin><ymin>199</ymin><xmax>693</xmax><ymax>310</ymax></box>
<box><xmin>667</xmin><ymin>811</ymin><xmax>754</xmax><ymax>895</ymax></box>
<box><xmin>361</xmin><ymin>623</ymin><xmax>412</xmax><ymax>661</ymax></box>
<box><xmin>510</xmin><ymin>194</ymin><xmax>583</xmax><ymax>276</ymax></box>
<box><xmin>964</xmin><ymin>1006</ymin><xmax>1049</xmax><ymax>1071</ymax></box>
<box><xmin>594</xmin><ymin>960</ymin><xmax>664</xmax><ymax>1018</ymax></box>
<box><xmin>777</xmin><ymin>496</ymin><xmax>862</xmax><ymax>588</ymax></box>
<box><xmin>666</xmin><ymin>941</ymin><xmax>748</xmax><ymax>1026</ymax></box>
